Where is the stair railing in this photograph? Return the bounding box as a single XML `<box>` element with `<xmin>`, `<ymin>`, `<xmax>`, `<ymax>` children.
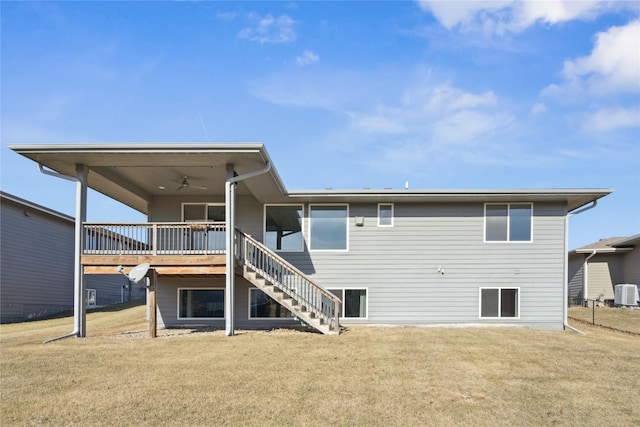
<box><xmin>235</xmin><ymin>229</ymin><xmax>341</xmax><ymax>331</ymax></box>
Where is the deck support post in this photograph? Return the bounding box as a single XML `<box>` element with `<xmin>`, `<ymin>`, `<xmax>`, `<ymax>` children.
<box><xmin>74</xmin><ymin>164</ymin><xmax>88</xmax><ymax>337</ymax></box>
<box><xmin>148</xmin><ymin>269</ymin><xmax>157</xmax><ymax>338</ymax></box>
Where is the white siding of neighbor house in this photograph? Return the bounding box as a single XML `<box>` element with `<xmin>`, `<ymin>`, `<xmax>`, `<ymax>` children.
<box><xmin>150</xmin><ymin>197</ymin><xmax>568</xmax><ymax>330</ymax></box>
<box><xmin>568</xmin><ymin>254</ymin><xmax>585</xmax><ymax>302</ymax></box>
<box><xmin>586</xmin><ymin>254</ymin><xmax>624</xmax><ymax>301</ymax></box>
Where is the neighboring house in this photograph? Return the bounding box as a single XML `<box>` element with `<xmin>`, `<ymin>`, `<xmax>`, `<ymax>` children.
<box><xmin>568</xmin><ymin>235</ymin><xmax>640</xmax><ymax>305</ymax></box>
<box><xmin>0</xmin><ymin>192</ymin><xmax>145</xmax><ymax>323</ymax></box>
<box><xmin>8</xmin><ymin>143</ymin><xmax>612</xmax><ymax>334</ymax></box>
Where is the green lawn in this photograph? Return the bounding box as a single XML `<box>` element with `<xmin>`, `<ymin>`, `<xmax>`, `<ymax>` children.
<box><xmin>2</xmin><ymin>304</ymin><xmax>639</xmax><ymax>426</ymax></box>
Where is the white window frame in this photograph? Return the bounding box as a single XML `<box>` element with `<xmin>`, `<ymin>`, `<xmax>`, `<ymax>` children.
<box><xmin>484</xmin><ymin>203</ymin><xmax>533</xmax><ymax>243</ymax></box>
<box><xmin>377</xmin><ymin>203</ymin><xmax>394</xmax><ymax>227</ymax></box>
<box><xmin>263</xmin><ymin>204</ymin><xmax>305</xmax><ymax>252</ymax></box>
<box><xmin>86</xmin><ymin>289</ymin><xmax>97</xmax><ymax>308</ymax></box>
<box><xmin>308</xmin><ymin>204</ymin><xmax>349</xmax><ymax>252</ymax></box>
<box><xmin>247</xmin><ymin>288</ymin><xmax>295</xmax><ymax>320</ymax></box>
<box><xmin>478</xmin><ymin>287</ymin><xmax>520</xmax><ymax>319</ymax></box>
<box><xmin>328</xmin><ymin>287</ymin><xmax>368</xmax><ymax>319</ymax></box>
<box><xmin>177</xmin><ymin>287</ymin><xmax>225</xmax><ymax>319</ymax></box>
<box><xmin>181</xmin><ymin>203</ymin><xmax>225</xmax><ymax>223</ymax></box>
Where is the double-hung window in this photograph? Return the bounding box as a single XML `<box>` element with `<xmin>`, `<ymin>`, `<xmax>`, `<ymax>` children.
<box><xmin>480</xmin><ymin>288</ymin><xmax>519</xmax><ymax>318</ymax></box>
<box><xmin>485</xmin><ymin>203</ymin><xmax>532</xmax><ymax>242</ymax></box>
<box><xmin>309</xmin><ymin>205</ymin><xmax>348</xmax><ymax>250</ymax></box>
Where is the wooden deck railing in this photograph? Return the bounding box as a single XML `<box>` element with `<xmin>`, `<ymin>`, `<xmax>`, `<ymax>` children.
<box><xmin>235</xmin><ymin>229</ymin><xmax>341</xmax><ymax>331</ymax></box>
<box><xmin>83</xmin><ymin>222</ymin><xmax>226</xmax><ymax>255</ymax></box>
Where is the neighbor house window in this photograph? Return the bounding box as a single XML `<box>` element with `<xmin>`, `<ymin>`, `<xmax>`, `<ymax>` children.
<box><xmin>329</xmin><ymin>288</ymin><xmax>367</xmax><ymax>318</ymax></box>
<box><xmin>309</xmin><ymin>205</ymin><xmax>348</xmax><ymax>250</ymax></box>
<box><xmin>378</xmin><ymin>203</ymin><xmax>394</xmax><ymax>227</ymax></box>
<box><xmin>480</xmin><ymin>288</ymin><xmax>519</xmax><ymax>318</ymax></box>
<box><xmin>86</xmin><ymin>289</ymin><xmax>97</xmax><ymax>308</ymax></box>
<box><xmin>264</xmin><ymin>205</ymin><xmax>304</xmax><ymax>251</ymax></box>
<box><xmin>178</xmin><ymin>289</ymin><xmax>224</xmax><ymax>318</ymax></box>
<box><xmin>485</xmin><ymin>203</ymin><xmax>532</xmax><ymax>242</ymax></box>
<box><xmin>249</xmin><ymin>289</ymin><xmax>294</xmax><ymax>318</ymax></box>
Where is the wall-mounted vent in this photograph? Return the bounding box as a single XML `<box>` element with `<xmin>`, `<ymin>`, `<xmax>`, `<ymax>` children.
<box><xmin>614</xmin><ymin>284</ymin><xmax>639</xmax><ymax>306</ymax></box>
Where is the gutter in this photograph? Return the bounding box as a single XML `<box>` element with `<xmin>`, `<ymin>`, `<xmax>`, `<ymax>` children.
<box><xmin>563</xmin><ymin>200</ymin><xmax>597</xmax><ymax>335</ymax></box>
<box><xmin>225</xmin><ymin>162</ymin><xmax>272</xmax><ymax>337</ymax></box>
<box><xmin>38</xmin><ymin>164</ymin><xmax>88</xmax><ymax>341</ymax></box>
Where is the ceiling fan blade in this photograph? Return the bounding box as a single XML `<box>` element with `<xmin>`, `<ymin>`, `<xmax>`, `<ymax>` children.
<box><xmin>190</xmin><ymin>184</ymin><xmax>208</xmax><ymax>190</ymax></box>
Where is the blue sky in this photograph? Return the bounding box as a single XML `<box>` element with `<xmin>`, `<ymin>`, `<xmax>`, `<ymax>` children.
<box><xmin>1</xmin><ymin>0</ymin><xmax>639</xmax><ymax>249</ymax></box>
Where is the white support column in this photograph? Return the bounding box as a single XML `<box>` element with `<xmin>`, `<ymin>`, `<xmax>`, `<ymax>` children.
<box><xmin>225</xmin><ymin>164</ymin><xmax>236</xmax><ymax>336</ymax></box>
<box><xmin>74</xmin><ymin>164</ymin><xmax>88</xmax><ymax>337</ymax></box>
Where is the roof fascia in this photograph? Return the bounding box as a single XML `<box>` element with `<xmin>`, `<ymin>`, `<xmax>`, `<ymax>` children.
<box><xmin>0</xmin><ymin>191</ymin><xmax>74</xmax><ymax>222</ymax></box>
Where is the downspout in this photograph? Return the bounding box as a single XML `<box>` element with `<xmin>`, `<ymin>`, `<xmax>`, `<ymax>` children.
<box><xmin>38</xmin><ymin>164</ymin><xmax>88</xmax><ymax>342</ymax></box>
<box><xmin>225</xmin><ymin>161</ymin><xmax>272</xmax><ymax>336</ymax></box>
<box><xmin>564</xmin><ymin>200</ymin><xmax>597</xmax><ymax>335</ymax></box>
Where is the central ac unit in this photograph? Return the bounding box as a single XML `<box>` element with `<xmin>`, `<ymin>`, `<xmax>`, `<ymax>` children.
<box><xmin>614</xmin><ymin>284</ymin><xmax>639</xmax><ymax>306</ymax></box>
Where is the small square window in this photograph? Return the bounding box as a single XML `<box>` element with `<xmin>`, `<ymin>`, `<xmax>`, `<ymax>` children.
<box><xmin>378</xmin><ymin>204</ymin><xmax>394</xmax><ymax>227</ymax></box>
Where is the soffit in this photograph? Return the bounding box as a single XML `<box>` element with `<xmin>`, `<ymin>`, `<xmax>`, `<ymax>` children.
<box><xmin>8</xmin><ymin>143</ymin><xmax>286</xmax><ymax>215</ymax></box>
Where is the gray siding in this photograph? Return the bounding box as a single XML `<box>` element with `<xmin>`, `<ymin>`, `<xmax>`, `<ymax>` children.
<box><xmin>1</xmin><ymin>195</ymin><xmax>140</xmax><ymax>323</ymax></box>
<box><xmin>568</xmin><ymin>254</ymin><xmax>585</xmax><ymax>301</ymax></box>
<box><xmin>621</xmin><ymin>249</ymin><xmax>640</xmax><ymax>285</ymax></box>
<box><xmin>148</xmin><ymin>197</ymin><xmax>568</xmax><ymax>330</ymax></box>
<box><xmin>1</xmin><ymin>197</ymin><xmax>75</xmax><ymax>322</ymax></box>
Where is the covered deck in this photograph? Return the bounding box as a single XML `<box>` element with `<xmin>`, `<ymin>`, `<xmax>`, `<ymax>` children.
<box><xmin>81</xmin><ymin>222</ymin><xmax>227</xmax><ymax>276</ymax></box>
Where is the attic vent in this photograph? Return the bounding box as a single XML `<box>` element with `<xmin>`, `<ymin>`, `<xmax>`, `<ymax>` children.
<box><xmin>614</xmin><ymin>284</ymin><xmax>639</xmax><ymax>306</ymax></box>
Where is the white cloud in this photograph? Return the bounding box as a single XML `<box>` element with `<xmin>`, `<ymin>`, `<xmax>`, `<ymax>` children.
<box><xmin>561</xmin><ymin>20</ymin><xmax>640</xmax><ymax>95</ymax></box>
<box><xmin>238</xmin><ymin>13</ymin><xmax>296</xmax><ymax>44</ymax></box>
<box><xmin>530</xmin><ymin>102</ymin><xmax>547</xmax><ymax>116</ymax></box>
<box><xmin>582</xmin><ymin>106</ymin><xmax>640</xmax><ymax>132</ymax></box>
<box><xmin>296</xmin><ymin>50</ymin><xmax>319</xmax><ymax>66</ymax></box>
<box><xmin>417</xmin><ymin>0</ymin><xmax>635</xmax><ymax>34</ymax></box>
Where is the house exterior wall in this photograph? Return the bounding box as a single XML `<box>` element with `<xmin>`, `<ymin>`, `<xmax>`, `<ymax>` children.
<box><xmin>150</xmin><ymin>197</ymin><xmax>568</xmax><ymax>330</ymax></box>
<box><xmin>1</xmin><ymin>197</ymin><xmax>75</xmax><ymax>322</ymax></box>
<box><xmin>567</xmin><ymin>254</ymin><xmax>585</xmax><ymax>302</ymax></box>
<box><xmin>1</xmin><ymin>194</ymin><xmax>144</xmax><ymax>323</ymax></box>
<box><xmin>586</xmin><ymin>254</ymin><xmax>624</xmax><ymax>301</ymax></box>
<box><xmin>621</xmin><ymin>249</ymin><xmax>640</xmax><ymax>285</ymax></box>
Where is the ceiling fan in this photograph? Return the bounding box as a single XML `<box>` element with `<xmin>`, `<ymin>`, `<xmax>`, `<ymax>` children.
<box><xmin>176</xmin><ymin>176</ymin><xmax>208</xmax><ymax>191</ymax></box>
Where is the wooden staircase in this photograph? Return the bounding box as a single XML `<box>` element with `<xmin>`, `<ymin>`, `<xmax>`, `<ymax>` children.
<box><xmin>235</xmin><ymin>230</ymin><xmax>341</xmax><ymax>335</ymax></box>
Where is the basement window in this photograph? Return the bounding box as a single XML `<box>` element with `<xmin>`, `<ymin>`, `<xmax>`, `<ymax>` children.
<box><xmin>248</xmin><ymin>289</ymin><xmax>293</xmax><ymax>319</ymax></box>
<box><xmin>178</xmin><ymin>289</ymin><xmax>224</xmax><ymax>319</ymax></box>
<box><xmin>328</xmin><ymin>288</ymin><xmax>367</xmax><ymax>318</ymax></box>
<box><xmin>480</xmin><ymin>288</ymin><xmax>519</xmax><ymax>318</ymax></box>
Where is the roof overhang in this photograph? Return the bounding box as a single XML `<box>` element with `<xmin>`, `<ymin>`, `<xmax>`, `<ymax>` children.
<box><xmin>8</xmin><ymin>143</ymin><xmax>287</xmax><ymax>215</ymax></box>
<box><xmin>287</xmin><ymin>188</ymin><xmax>612</xmax><ymax>211</ymax></box>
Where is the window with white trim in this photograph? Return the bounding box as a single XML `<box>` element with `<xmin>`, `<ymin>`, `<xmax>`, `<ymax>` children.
<box><xmin>264</xmin><ymin>205</ymin><xmax>304</xmax><ymax>251</ymax></box>
<box><xmin>485</xmin><ymin>203</ymin><xmax>532</xmax><ymax>242</ymax></box>
<box><xmin>480</xmin><ymin>288</ymin><xmax>519</xmax><ymax>318</ymax></box>
<box><xmin>249</xmin><ymin>289</ymin><xmax>294</xmax><ymax>318</ymax></box>
<box><xmin>378</xmin><ymin>203</ymin><xmax>394</xmax><ymax>227</ymax></box>
<box><xmin>328</xmin><ymin>288</ymin><xmax>367</xmax><ymax>318</ymax></box>
<box><xmin>178</xmin><ymin>289</ymin><xmax>224</xmax><ymax>319</ymax></box>
<box><xmin>309</xmin><ymin>205</ymin><xmax>348</xmax><ymax>250</ymax></box>
<box><xmin>86</xmin><ymin>289</ymin><xmax>97</xmax><ymax>308</ymax></box>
